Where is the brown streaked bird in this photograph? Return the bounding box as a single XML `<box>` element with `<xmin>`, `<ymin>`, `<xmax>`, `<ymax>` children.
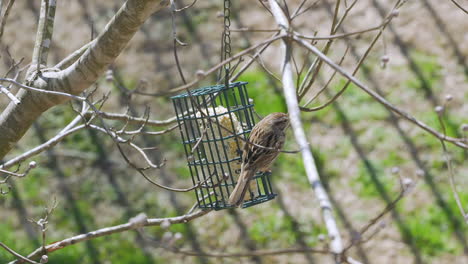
<box><xmin>228</xmin><ymin>112</ymin><xmax>289</xmax><ymax>207</ymax></box>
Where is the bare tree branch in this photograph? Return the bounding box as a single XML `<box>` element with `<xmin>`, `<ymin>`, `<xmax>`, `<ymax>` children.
<box><xmin>293</xmin><ymin>36</ymin><xmax>468</xmax><ymax>150</ymax></box>
<box><xmin>167</xmin><ymin>246</ymin><xmax>330</xmax><ymax>258</ymax></box>
<box><xmin>0</xmin><ymin>84</ymin><xmax>20</xmax><ymax>104</ymax></box>
<box><xmin>0</xmin><ymin>0</ymin><xmax>15</xmax><ymax>41</ymax></box>
<box><xmin>30</xmin><ymin>0</ymin><xmax>56</xmax><ymax>71</ymax></box>
<box><xmin>84</xmin><ymin>110</ymin><xmax>177</xmax><ymax>127</ymax></box>
<box><xmin>299</xmin><ymin>6</ymin><xmax>395</xmax><ymax>111</ymax></box>
<box><xmin>0</xmin><ymin>0</ymin><xmax>171</xmax><ymax>160</ymax></box>
<box><xmin>0</xmin><ymin>242</ymin><xmax>39</xmax><ymax>264</ymax></box>
<box><xmin>449</xmin><ymin>0</ymin><xmax>468</xmax><ymax>14</ymax></box>
<box><xmin>9</xmin><ymin>210</ymin><xmax>211</xmax><ymax>264</ymax></box>
<box><xmin>268</xmin><ymin>0</ymin><xmax>343</xmax><ymax>259</ymax></box>
<box><xmin>137</xmin><ymin>34</ymin><xmax>285</xmax><ymax>96</ymax></box>
<box><xmin>55</xmin><ymin>41</ymin><xmax>93</xmax><ymax>69</ymax></box>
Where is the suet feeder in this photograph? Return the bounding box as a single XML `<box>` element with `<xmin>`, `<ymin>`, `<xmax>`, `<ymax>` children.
<box><xmin>171</xmin><ymin>82</ymin><xmax>276</xmax><ymax>210</ymax></box>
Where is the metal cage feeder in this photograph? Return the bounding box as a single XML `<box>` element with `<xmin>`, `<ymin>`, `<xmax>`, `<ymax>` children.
<box><xmin>171</xmin><ymin>82</ymin><xmax>276</xmax><ymax>210</ymax></box>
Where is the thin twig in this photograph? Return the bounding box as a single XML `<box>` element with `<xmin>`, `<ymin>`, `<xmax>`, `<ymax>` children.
<box><xmin>248</xmin><ymin>54</ymin><xmax>281</xmax><ymax>82</ymax></box>
<box><xmin>10</xmin><ymin>210</ymin><xmax>211</xmax><ymax>264</ymax></box>
<box><xmin>294</xmin><ymin>19</ymin><xmax>390</xmax><ymax>40</ymax></box>
<box><xmin>0</xmin><ymin>78</ymin><xmax>86</xmax><ymax>101</ymax></box>
<box><xmin>449</xmin><ymin>0</ymin><xmax>468</xmax><ymax>14</ymax></box>
<box><xmin>117</xmin><ymin>124</ymin><xmax>178</xmax><ymax>135</ymax></box>
<box><xmin>437</xmin><ymin>113</ymin><xmax>467</xmax><ymax>222</ymax></box>
<box><xmin>55</xmin><ymin>41</ymin><xmax>94</xmax><ymax>69</ymax></box>
<box><xmin>0</xmin><ymin>0</ymin><xmax>15</xmax><ymax>41</ymax></box>
<box><xmin>344</xmin><ymin>176</ymin><xmax>415</xmax><ymax>252</ymax></box>
<box><xmin>171</xmin><ymin>0</ymin><xmax>187</xmax><ymax>84</ymax></box>
<box><xmin>31</xmin><ymin>0</ymin><xmax>50</xmax><ymax>73</ymax></box>
<box><xmin>0</xmin><ymin>162</ymin><xmax>36</xmax><ymax>179</ymax></box>
<box><xmin>0</xmin><ymin>242</ymin><xmax>39</xmax><ymax>264</ymax></box>
<box><xmin>302</xmin><ymin>47</ymin><xmax>349</xmax><ymax>108</ymax></box>
<box><xmin>291</xmin><ymin>0</ymin><xmax>322</xmax><ymax>20</ymax></box>
<box><xmin>0</xmin><ymin>84</ymin><xmax>20</xmax><ymax>104</ymax></box>
<box><xmin>169</xmin><ymin>246</ymin><xmax>329</xmax><ymax>258</ymax></box>
<box><xmin>230</xmin><ymin>32</ymin><xmax>280</xmax><ymax>82</ymax></box>
<box><xmin>84</xmin><ymin>110</ymin><xmax>177</xmax><ymax>127</ymax></box>
<box><xmin>293</xmin><ymin>35</ymin><xmax>467</xmax><ymax>150</ymax></box>
<box><xmin>230</xmin><ymin>28</ymin><xmax>279</xmax><ymax>33</ymax></box>
<box><xmin>175</xmin><ymin>0</ymin><xmax>198</xmax><ymax>12</ymax></box>
<box><xmin>134</xmin><ymin>34</ymin><xmax>285</xmax><ymax>97</ymax></box>
<box><xmin>3</xmin><ymin>57</ymin><xmax>24</xmax><ymax>79</ymax></box>
<box><xmin>297</xmin><ymin>0</ymin><xmax>342</xmax><ymax>99</ymax></box>
<box><xmin>334</xmin><ymin>0</ymin><xmax>358</xmax><ymax>33</ymax></box>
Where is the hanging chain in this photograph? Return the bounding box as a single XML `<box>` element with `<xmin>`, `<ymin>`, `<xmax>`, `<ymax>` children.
<box><xmin>223</xmin><ymin>0</ymin><xmax>232</xmax><ymax>85</ymax></box>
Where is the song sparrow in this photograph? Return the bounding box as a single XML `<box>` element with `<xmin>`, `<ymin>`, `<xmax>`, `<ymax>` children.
<box><xmin>228</xmin><ymin>112</ymin><xmax>289</xmax><ymax>207</ymax></box>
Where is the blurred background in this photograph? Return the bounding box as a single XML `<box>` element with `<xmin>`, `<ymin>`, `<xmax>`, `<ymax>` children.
<box><xmin>0</xmin><ymin>0</ymin><xmax>467</xmax><ymax>263</ymax></box>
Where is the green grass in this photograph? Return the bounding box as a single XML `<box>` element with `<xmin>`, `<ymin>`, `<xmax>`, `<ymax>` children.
<box><xmin>44</xmin><ymin>244</ymin><xmax>88</xmax><ymax>264</ymax></box>
<box><xmin>405</xmin><ymin>51</ymin><xmax>443</xmax><ymax>94</ymax></box>
<box><xmin>276</xmin><ymin>149</ymin><xmax>308</xmax><ymax>189</ymax></box>
<box><xmin>95</xmin><ymin>233</ymin><xmax>156</xmax><ymax>263</ymax></box>
<box><xmin>41</xmin><ymin>104</ymin><xmax>80</xmax><ymax>131</ymax></box>
<box><xmin>405</xmin><ymin>203</ymin><xmax>462</xmax><ymax>257</ymax></box>
<box><xmin>65</xmin><ymin>131</ymin><xmax>98</xmax><ymax>153</ymax></box>
<box><xmin>0</xmin><ymin>223</ymin><xmax>83</xmax><ymax>263</ymax></box>
<box><xmin>248</xmin><ymin>210</ymin><xmax>298</xmax><ymax>246</ymax></box>
<box><xmin>344</xmin><ymin>51</ymin><xmax>468</xmax><ymax>259</ymax></box>
<box><xmin>381</xmin><ymin>150</ymin><xmax>406</xmax><ymax>168</ymax></box>
<box><xmin>173</xmin><ymin>164</ymin><xmax>192</xmax><ymax>180</ymax></box>
<box><xmin>338</xmin><ymin>83</ymin><xmax>388</xmax><ymax>124</ymax></box>
<box><xmin>314</xmin><ymin>148</ymin><xmax>339</xmax><ymax>185</ymax></box>
<box><xmin>17</xmin><ymin>166</ymin><xmax>50</xmax><ymax>199</ymax></box>
<box><xmin>303</xmin><ymin>225</ymin><xmax>329</xmax><ymax>247</ymax></box>
<box><xmin>353</xmin><ymin>162</ymin><xmax>394</xmax><ymax>198</ymax></box>
<box><xmin>240</xmin><ymin>70</ymin><xmax>287</xmax><ymax>115</ymax></box>
<box><xmin>0</xmin><ymin>222</ymin><xmax>36</xmax><ymax>263</ymax></box>
<box><xmin>248</xmin><ymin>206</ymin><xmax>327</xmax><ymax>248</ymax></box>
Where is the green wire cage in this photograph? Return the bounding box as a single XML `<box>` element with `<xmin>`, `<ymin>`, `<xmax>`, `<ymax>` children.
<box><xmin>171</xmin><ymin>82</ymin><xmax>276</xmax><ymax>210</ymax></box>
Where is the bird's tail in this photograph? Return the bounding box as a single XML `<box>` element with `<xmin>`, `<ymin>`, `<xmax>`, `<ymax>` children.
<box><xmin>228</xmin><ymin>168</ymin><xmax>256</xmax><ymax>207</ymax></box>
